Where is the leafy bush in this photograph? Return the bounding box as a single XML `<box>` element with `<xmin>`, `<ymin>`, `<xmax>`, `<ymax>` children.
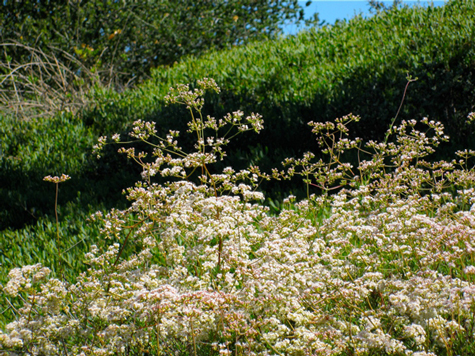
<box><xmin>2</xmin><ymin>80</ymin><xmax>475</xmax><ymax>355</ymax></box>
<box><xmin>0</xmin><ymin>1</ymin><xmax>318</xmax><ymax>120</ymax></box>
<box><xmin>87</xmin><ymin>0</ymin><xmax>475</xmax><ymax>157</ymax></box>
<box><xmin>79</xmin><ymin>0</ymin><xmax>475</xmax><ymax>220</ymax></box>
<box><xmin>0</xmin><ymin>0</ymin><xmax>317</xmax><ymax>89</ymax></box>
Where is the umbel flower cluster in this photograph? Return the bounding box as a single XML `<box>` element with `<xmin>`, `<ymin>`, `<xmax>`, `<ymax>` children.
<box><xmin>2</xmin><ymin>79</ymin><xmax>475</xmax><ymax>355</ymax></box>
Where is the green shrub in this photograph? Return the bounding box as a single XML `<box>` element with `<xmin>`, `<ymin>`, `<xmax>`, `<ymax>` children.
<box><xmin>0</xmin><ymin>0</ymin><xmax>317</xmax><ymax>88</ymax></box>
<box><xmin>87</xmin><ymin>0</ymin><xmax>475</xmax><ymax>156</ymax></box>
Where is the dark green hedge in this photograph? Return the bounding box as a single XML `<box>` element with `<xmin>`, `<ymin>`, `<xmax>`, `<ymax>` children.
<box><xmin>85</xmin><ymin>0</ymin><xmax>474</xmax><ymax>169</ymax></box>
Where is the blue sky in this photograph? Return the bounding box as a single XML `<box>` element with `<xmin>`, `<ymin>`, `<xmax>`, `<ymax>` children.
<box><xmin>283</xmin><ymin>1</ymin><xmax>448</xmax><ymax>34</ymax></box>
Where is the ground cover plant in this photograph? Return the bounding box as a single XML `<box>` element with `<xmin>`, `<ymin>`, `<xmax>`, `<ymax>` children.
<box><xmin>2</xmin><ymin>79</ymin><xmax>475</xmax><ymax>355</ymax></box>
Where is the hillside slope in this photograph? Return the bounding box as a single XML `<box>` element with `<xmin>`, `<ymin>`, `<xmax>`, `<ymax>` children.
<box><xmin>89</xmin><ymin>0</ymin><xmax>475</xmax><ymax>153</ymax></box>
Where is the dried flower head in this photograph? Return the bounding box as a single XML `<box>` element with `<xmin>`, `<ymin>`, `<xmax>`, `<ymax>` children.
<box><xmin>43</xmin><ymin>174</ymin><xmax>71</xmax><ymax>183</ymax></box>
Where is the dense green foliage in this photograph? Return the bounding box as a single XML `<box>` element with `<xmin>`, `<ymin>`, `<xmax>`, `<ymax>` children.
<box><xmin>0</xmin><ymin>207</ymin><xmax>102</xmax><ymax>282</ymax></box>
<box><xmin>2</xmin><ymin>0</ymin><xmax>474</xmax><ymax>224</ymax></box>
<box><xmin>88</xmin><ymin>0</ymin><xmax>475</xmax><ymax>151</ymax></box>
<box><xmin>1</xmin><ymin>0</ymin><xmax>474</xmax><ymax>313</ymax></box>
<box><xmin>0</xmin><ymin>0</ymin><xmax>316</xmax><ymax>87</ymax></box>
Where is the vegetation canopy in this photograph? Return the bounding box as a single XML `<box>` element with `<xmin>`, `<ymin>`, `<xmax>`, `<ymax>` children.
<box><xmin>0</xmin><ymin>0</ymin><xmax>317</xmax><ymax>113</ymax></box>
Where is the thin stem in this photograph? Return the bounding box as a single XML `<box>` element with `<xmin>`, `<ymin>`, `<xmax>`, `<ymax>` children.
<box><xmin>156</xmin><ymin>318</ymin><xmax>161</xmax><ymax>356</ymax></box>
<box><xmin>113</xmin><ymin>219</ymin><xmax>146</xmax><ymax>266</ymax></box>
<box><xmin>190</xmin><ymin>317</ymin><xmax>198</xmax><ymax>356</ymax></box>
<box><xmin>384</xmin><ymin>76</ymin><xmax>418</xmax><ymax>144</ymax></box>
<box><xmin>55</xmin><ymin>182</ymin><xmax>60</xmax><ymax>249</ymax></box>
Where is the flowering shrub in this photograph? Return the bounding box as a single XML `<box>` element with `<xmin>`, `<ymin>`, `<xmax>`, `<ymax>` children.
<box><xmin>2</xmin><ymin>79</ymin><xmax>475</xmax><ymax>355</ymax></box>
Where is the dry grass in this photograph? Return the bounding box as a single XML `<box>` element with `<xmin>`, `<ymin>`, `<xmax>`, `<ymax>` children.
<box><xmin>0</xmin><ymin>42</ymin><xmax>119</xmax><ymax>120</ymax></box>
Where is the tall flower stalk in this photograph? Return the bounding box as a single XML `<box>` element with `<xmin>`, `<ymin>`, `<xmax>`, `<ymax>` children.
<box><xmin>43</xmin><ymin>174</ymin><xmax>71</xmax><ymax>250</ymax></box>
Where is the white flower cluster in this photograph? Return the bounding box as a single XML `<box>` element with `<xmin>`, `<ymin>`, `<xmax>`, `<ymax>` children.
<box><xmin>3</xmin><ymin>80</ymin><xmax>475</xmax><ymax>355</ymax></box>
